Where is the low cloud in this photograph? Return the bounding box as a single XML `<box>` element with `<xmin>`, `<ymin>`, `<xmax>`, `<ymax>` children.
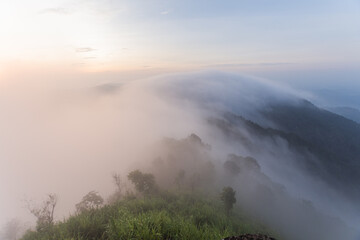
<box><xmin>38</xmin><ymin>8</ymin><xmax>70</xmax><ymax>15</ymax></box>
<box><xmin>0</xmin><ymin>70</ymin><xmax>358</xmax><ymax>240</ymax></box>
<box><xmin>161</xmin><ymin>10</ymin><xmax>170</xmax><ymax>15</ymax></box>
<box><xmin>75</xmin><ymin>47</ymin><xmax>96</xmax><ymax>53</ymax></box>
<box><xmin>206</xmin><ymin>62</ymin><xmax>294</xmax><ymax>68</ymax></box>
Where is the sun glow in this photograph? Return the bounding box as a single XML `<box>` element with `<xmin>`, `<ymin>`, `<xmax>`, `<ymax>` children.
<box><xmin>0</xmin><ymin>0</ymin><xmax>133</xmax><ymax>72</ymax></box>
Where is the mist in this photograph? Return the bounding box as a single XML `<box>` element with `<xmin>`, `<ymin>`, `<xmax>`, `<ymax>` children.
<box><xmin>242</xmin><ymin>67</ymin><xmax>360</xmax><ymax>109</ymax></box>
<box><xmin>0</xmin><ymin>69</ymin><xmax>359</xmax><ymax>240</ymax></box>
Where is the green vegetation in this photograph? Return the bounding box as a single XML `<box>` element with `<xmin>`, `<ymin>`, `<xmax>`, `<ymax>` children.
<box><xmin>20</xmin><ymin>137</ymin><xmax>279</xmax><ymax>240</ymax></box>
<box><xmin>21</xmin><ymin>191</ymin><xmax>272</xmax><ymax>240</ymax></box>
<box><xmin>21</xmin><ymin>169</ymin><xmax>275</xmax><ymax>240</ymax></box>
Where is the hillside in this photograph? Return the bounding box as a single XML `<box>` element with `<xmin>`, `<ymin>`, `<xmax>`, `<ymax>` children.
<box><xmin>20</xmin><ymin>192</ymin><xmax>275</xmax><ymax>240</ymax></box>
<box><xmin>208</xmin><ymin>99</ymin><xmax>360</xmax><ymax>200</ymax></box>
<box><xmin>261</xmin><ymin>101</ymin><xmax>360</xmax><ymax>197</ymax></box>
<box><xmin>327</xmin><ymin>106</ymin><xmax>360</xmax><ymax>124</ymax></box>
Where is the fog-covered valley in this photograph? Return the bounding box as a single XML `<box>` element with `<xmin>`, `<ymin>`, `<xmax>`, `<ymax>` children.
<box><xmin>1</xmin><ymin>71</ymin><xmax>359</xmax><ymax>240</ymax></box>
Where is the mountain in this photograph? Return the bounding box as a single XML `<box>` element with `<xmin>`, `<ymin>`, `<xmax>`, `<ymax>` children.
<box><xmin>25</xmin><ymin>72</ymin><xmax>357</xmax><ymax>240</ymax></box>
<box><xmin>211</xmin><ymin>99</ymin><xmax>360</xmax><ymax>200</ymax></box>
<box><xmin>261</xmin><ymin>101</ymin><xmax>360</xmax><ymax>191</ymax></box>
<box><xmin>327</xmin><ymin>106</ymin><xmax>360</xmax><ymax>123</ymax></box>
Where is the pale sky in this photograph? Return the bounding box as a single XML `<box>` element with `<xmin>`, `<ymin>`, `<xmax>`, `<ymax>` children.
<box><xmin>1</xmin><ymin>0</ymin><xmax>359</xmax><ymax>73</ymax></box>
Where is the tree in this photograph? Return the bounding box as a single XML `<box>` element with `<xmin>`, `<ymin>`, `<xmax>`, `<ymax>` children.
<box><xmin>220</xmin><ymin>187</ymin><xmax>236</xmax><ymax>216</ymax></box>
<box><xmin>112</xmin><ymin>173</ymin><xmax>125</xmax><ymax>195</ymax></box>
<box><xmin>1</xmin><ymin>219</ymin><xmax>22</xmax><ymax>240</ymax></box>
<box><xmin>189</xmin><ymin>173</ymin><xmax>200</xmax><ymax>192</ymax></box>
<box><xmin>75</xmin><ymin>191</ymin><xmax>104</xmax><ymax>213</ymax></box>
<box><xmin>108</xmin><ymin>173</ymin><xmax>127</xmax><ymax>204</ymax></box>
<box><xmin>26</xmin><ymin>194</ymin><xmax>57</xmax><ymax>231</ymax></box>
<box><xmin>127</xmin><ymin>170</ymin><xmax>157</xmax><ymax>195</ymax></box>
<box><xmin>174</xmin><ymin>169</ymin><xmax>186</xmax><ymax>189</ymax></box>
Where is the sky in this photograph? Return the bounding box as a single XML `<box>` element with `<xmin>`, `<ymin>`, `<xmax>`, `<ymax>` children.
<box><xmin>0</xmin><ymin>0</ymin><xmax>360</xmax><ymax>233</ymax></box>
<box><xmin>0</xmin><ymin>0</ymin><xmax>359</xmax><ymax>73</ymax></box>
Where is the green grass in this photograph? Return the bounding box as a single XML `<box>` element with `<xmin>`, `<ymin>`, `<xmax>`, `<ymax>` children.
<box><xmin>21</xmin><ymin>192</ymin><xmax>275</xmax><ymax>240</ymax></box>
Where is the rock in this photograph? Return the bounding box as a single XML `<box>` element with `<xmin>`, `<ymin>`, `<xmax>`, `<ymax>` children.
<box><xmin>222</xmin><ymin>234</ymin><xmax>276</xmax><ymax>240</ymax></box>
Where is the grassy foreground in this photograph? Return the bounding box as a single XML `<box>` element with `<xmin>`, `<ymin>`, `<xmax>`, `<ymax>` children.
<box><xmin>21</xmin><ymin>192</ymin><xmax>274</xmax><ymax>240</ymax></box>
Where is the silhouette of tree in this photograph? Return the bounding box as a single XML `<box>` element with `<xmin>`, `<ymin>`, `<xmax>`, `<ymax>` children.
<box><xmin>128</xmin><ymin>170</ymin><xmax>157</xmax><ymax>195</ymax></box>
<box><xmin>174</xmin><ymin>169</ymin><xmax>186</xmax><ymax>189</ymax></box>
<box><xmin>220</xmin><ymin>187</ymin><xmax>236</xmax><ymax>216</ymax></box>
<box><xmin>75</xmin><ymin>191</ymin><xmax>104</xmax><ymax>213</ymax></box>
<box><xmin>26</xmin><ymin>194</ymin><xmax>57</xmax><ymax>231</ymax></box>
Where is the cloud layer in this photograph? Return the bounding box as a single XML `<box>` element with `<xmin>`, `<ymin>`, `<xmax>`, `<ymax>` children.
<box><xmin>0</xmin><ymin>70</ymin><xmax>358</xmax><ymax>239</ymax></box>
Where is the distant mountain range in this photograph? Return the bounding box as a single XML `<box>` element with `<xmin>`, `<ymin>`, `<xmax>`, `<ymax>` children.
<box><xmin>327</xmin><ymin>106</ymin><xmax>360</xmax><ymax>124</ymax></box>
<box><xmin>211</xmin><ymin>99</ymin><xmax>360</xmax><ymax>200</ymax></box>
<box><xmin>262</xmin><ymin>101</ymin><xmax>360</xmax><ymax>197</ymax></box>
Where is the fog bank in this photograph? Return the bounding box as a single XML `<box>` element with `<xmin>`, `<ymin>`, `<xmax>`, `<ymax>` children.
<box><xmin>0</xmin><ymin>70</ymin><xmax>358</xmax><ymax>240</ymax></box>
